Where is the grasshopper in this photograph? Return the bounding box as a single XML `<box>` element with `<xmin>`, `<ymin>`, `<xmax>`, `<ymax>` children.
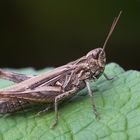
<box><xmin>0</xmin><ymin>11</ymin><xmax>122</xmax><ymax>128</ymax></box>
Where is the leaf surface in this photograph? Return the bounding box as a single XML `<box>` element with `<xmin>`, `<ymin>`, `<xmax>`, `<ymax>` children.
<box><xmin>0</xmin><ymin>63</ymin><xmax>139</xmax><ymax>140</ymax></box>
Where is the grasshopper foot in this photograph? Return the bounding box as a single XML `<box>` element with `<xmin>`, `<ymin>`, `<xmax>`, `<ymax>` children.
<box><xmin>103</xmin><ymin>73</ymin><xmax>114</xmax><ymax>81</ymax></box>
<box><xmin>50</xmin><ymin>119</ymin><xmax>58</xmax><ymax>129</ymax></box>
<box><xmin>92</xmin><ymin>104</ymin><xmax>100</xmax><ymax>120</ymax></box>
<box><xmin>94</xmin><ymin>110</ymin><xmax>100</xmax><ymax>120</ymax></box>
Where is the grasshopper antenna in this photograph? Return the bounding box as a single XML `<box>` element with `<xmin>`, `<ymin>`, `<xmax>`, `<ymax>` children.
<box><xmin>102</xmin><ymin>11</ymin><xmax>122</xmax><ymax>52</ymax></box>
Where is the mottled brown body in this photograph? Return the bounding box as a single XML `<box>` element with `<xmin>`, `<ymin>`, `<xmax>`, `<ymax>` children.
<box><xmin>0</xmin><ymin>11</ymin><xmax>122</xmax><ymax>128</ymax></box>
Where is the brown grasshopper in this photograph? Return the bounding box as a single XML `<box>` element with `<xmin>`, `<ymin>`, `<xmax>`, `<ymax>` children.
<box><xmin>0</xmin><ymin>11</ymin><xmax>122</xmax><ymax>128</ymax></box>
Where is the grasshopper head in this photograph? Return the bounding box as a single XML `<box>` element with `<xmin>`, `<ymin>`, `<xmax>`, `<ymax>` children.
<box><xmin>86</xmin><ymin>48</ymin><xmax>106</xmax><ymax>78</ymax></box>
<box><xmin>86</xmin><ymin>48</ymin><xmax>106</xmax><ymax>68</ymax></box>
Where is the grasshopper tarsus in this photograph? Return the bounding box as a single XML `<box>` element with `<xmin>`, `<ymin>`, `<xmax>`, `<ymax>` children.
<box><xmin>103</xmin><ymin>73</ymin><xmax>114</xmax><ymax>81</ymax></box>
<box><xmin>51</xmin><ymin>114</ymin><xmax>59</xmax><ymax>129</ymax></box>
<box><xmin>93</xmin><ymin>104</ymin><xmax>100</xmax><ymax>120</ymax></box>
<box><xmin>50</xmin><ymin>119</ymin><xmax>58</xmax><ymax>129</ymax></box>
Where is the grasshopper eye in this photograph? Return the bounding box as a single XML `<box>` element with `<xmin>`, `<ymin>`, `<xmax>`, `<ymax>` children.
<box><xmin>92</xmin><ymin>49</ymin><xmax>102</xmax><ymax>59</ymax></box>
<box><xmin>92</xmin><ymin>52</ymin><xmax>98</xmax><ymax>59</ymax></box>
<box><xmin>86</xmin><ymin>48</ymin><xmax>102</xmax><ymax>60</ymax></box>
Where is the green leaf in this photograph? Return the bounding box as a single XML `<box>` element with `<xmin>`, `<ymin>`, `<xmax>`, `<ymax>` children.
<box><xmin>0</xmin><ymin>63</ymin><xmax>140</xmax><ymax>140</ymax></box>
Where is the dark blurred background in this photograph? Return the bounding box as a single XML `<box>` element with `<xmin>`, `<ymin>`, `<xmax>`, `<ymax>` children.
<box><xmin>0</xmin><ymin>1</ymin><xmax>139</xmax><ymax>70</ymax></box>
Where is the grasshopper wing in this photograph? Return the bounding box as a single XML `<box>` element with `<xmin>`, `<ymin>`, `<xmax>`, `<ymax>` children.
<box><xmin>0</xmin><ymin>86</ymin><xmax>62</xmax><ymax>103</ymax></box>
<box><xmin>0</xmin><ymin>64</ymin><xmax>74</xmax><ymax>92</ymax></box>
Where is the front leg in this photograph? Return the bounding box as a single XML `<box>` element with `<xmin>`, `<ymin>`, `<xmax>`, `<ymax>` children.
<box><xmin>51</xmin><ymin>87</ymin><xmax>78</xmax><ymax>128</ymax></box>
<box><xmin>103</xmin><ymin>73</ymin><xmax>114</xmax><ymax>81</ymax></box>
<box><xmin>85</xmin><ymin>80</ymin><xmax>99</xmax><ymax>119</ymax></box>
